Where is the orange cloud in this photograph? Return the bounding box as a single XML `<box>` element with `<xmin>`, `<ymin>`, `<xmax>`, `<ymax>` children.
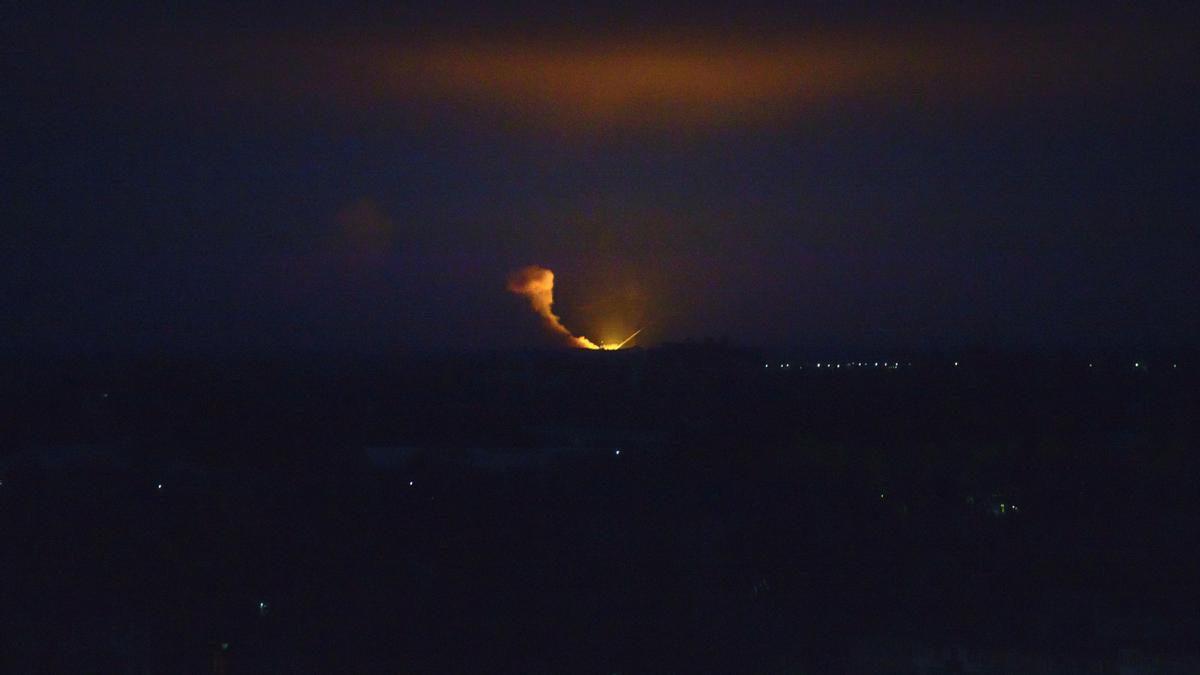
<box><xmin>506</xmin><ymin>265</ymin><xmax>600</xmax><ymax>349</ymax></box>
<box><xmin>297</xmin><ymin>21</ymin><xmax>1182</xmax><ymax>130</ymax></box>
<box><xmin>73</xmin><ymin>18</ymin><xmax>1190</xmax><ymax>132</ymax></box>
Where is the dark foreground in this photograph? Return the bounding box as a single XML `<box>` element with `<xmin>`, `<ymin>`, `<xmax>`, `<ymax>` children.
<box><xmin>2</xmin><ymin>346</ymin><xmax>1198</xmax><ymax>672</ymax></box>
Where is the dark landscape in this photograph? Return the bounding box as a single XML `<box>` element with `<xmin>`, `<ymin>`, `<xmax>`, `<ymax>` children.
<box><xmin>3</xmin><ymin>347</ymin><xmax>1197</xmax><ymax>671</ymax></box>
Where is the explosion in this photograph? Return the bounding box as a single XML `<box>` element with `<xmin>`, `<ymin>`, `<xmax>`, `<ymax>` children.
<box><xmin>506</xmin><ymin>265</ymin><xmax>640</xmax><ymax>350</ymax></box>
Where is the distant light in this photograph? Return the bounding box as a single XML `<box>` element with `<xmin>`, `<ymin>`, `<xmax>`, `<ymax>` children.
<box><xmin>1173</xmin><ymin>364</ymin><xmax>1178</xmax><ymax>368</ymax></box>
<box><xmin>880</xmin><ymin>493</ymin><xmax>885</xmax><ymax>499</ymax></box>
<box><xmin>221</xmin><ymin>643</ymin><xmax>229</xmax><ymax>651</ymax></box>
<box><xmin>1089</xmin><ymin>363</ymin><xmax>1093</xmax><ymax>368</ymax></box>
<box><xmin>102</xmin><ymin>392</ymin><xmax>109</xmax><ymax>399</ymax></box>
<box><xmin>408</xmin><ymin>480</ymin><xmax>414</xmax><ymax>486</ymax></box>
<box><xmin>1135</xmin><ymin>362</ymin><xmax>1140</xmax><ymax>368</ymax></box>
<box><xmin>954</xmin><ymin>361</ymin><xmax>959</xmax><ymax>367</ymax></box>
<box><xmin>156</xmin><ymin>483</ymin><xmax>163</xmax><ymax>490</ymax></box>
<box><xmin>614</xmin><ymin>449</ymin><xmax>621</xmax><ymax>456</ymax></box>
<box><xmin>874</xmin><ymin>362</ymin><xmax>879</xmax><ymax>367</ymax></box>
<box><xmin>258</xmin><ymin>601</ymin><xmax>269</xmax><ymax>616</ymax></box>
<box><xmin>764</xmin><ymin>363</ymin><xmax>768</xmax><ymax>368</ymax></box>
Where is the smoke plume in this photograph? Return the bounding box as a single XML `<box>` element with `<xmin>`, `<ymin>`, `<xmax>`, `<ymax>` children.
<box><xmin>506</xmin><ymin>265</ymin><xmax>599</xmax><ymax>349</ymax></box>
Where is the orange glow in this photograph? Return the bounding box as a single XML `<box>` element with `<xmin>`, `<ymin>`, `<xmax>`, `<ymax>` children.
<box><xmin>598</xmin><ymin>328</ymin><xmax>642</xmax><ymax>351</ymax></box>
<box><xmin>507</xmin><ymin>265</ymin><xmax>640</xmax><ymax>350</ymax></box>
<box><xmin>370</xmin><ymin>38</ymin><xmax>880</xmax><ymax>128</ymax></box>
<box><xmin>73</xmin><ymin>19</ymin><xmax>1189</xmax><ymax>134</ymax></box>
<box><xmin>405</xmin><ymin>41</ymin><xmax>862</xmax><ymax>124</ymax></box>
<box><xmin>507</xmin><ymin>265</ymin><xmax>599</xmax><ymax>349</ymax></box>
<box><xmin>302</xmin><ymin>22</ymin><xmax>1175</xmax><ymax>130</ymax></box>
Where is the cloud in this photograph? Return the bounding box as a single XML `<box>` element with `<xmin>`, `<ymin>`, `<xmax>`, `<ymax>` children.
<box><xmin>255</xmin><ymin>20</ymin><xmax>1191</xmax><ymax>130</ymax></box>
<box><xmin>336</xmin><ymin>198</ymin><xmax>395</xmax><ymax>253</ymax></box>
<box><xmin>21</xmin><ymin>12</ymin><xmax>1194</xmax><ymax>133</ymax></box>
<box><xmin>506</xmin><ymin>265</ymin><xmax>600</xmax><ymax>349</ymax></box>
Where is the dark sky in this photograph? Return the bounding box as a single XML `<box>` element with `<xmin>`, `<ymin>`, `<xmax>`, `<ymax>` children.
<box><xmin>5</xmin><ymin>2</ymin><xmax>1198</xmax><ymax>356</ymax></box>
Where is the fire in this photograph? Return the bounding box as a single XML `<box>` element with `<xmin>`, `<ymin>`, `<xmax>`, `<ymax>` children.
<box><xmin>598</xmin><ymin>328</ymin><xmax>642</xmax><ymax>351</ymax></box>
<box><xmin>506</xmin><ymin>265</ymin><xmax>640</xmax><ymax>350</ymax></box>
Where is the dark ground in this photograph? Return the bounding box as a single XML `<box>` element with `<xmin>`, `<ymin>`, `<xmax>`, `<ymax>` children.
<box><xmin>2</xmin><ymin>344</ymin><xmax>1198</xmax><ymax>672</ymax></box>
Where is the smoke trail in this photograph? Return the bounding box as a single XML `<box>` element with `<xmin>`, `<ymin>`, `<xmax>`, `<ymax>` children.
<box><xmin>506</xmin><ymin>265</ymin><xmax>599</xmax><ymax>349</ymax></box>
<box><xmin>614</xmin><ymin>328</ymin><xmax>643</xmax><ymax>349</ymax></box>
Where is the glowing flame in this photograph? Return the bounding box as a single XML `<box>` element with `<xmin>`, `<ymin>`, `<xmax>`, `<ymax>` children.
<box><xmin>598</xmin><ymin>328</ymin><xmax>642</xmax><ymax>351</ymax></box>
<box><xmin>507</xmin><ymin>265</ymin><xmax>640</xmax><ymax>350</ymax></box>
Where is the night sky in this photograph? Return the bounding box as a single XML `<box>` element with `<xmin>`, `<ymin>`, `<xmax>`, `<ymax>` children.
<box><xmin>6</xmin><ymin>2</ymin><xmax>1198</xmax><ymax>357</ymax></box>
